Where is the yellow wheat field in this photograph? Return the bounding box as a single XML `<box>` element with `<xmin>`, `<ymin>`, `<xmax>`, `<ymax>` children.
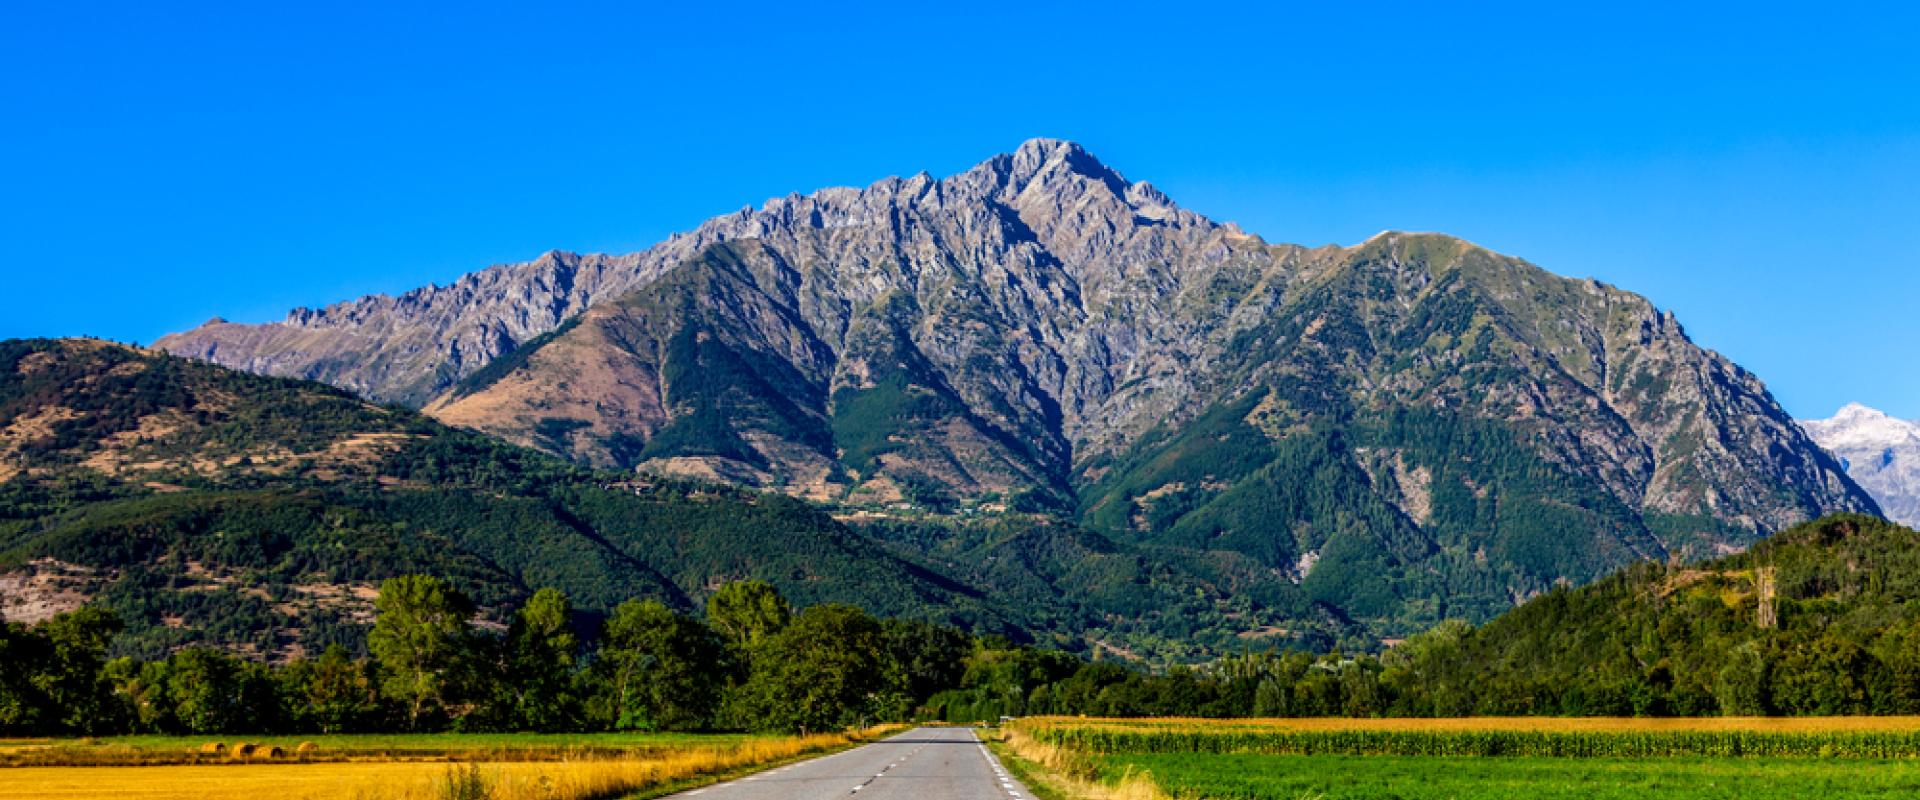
<box><xmin>1018</xmin><ymin>715</ymin><xmax>1920</xmax><ymax>734</ymax></box>
<box><xmin>0</xmin><ymin>728</ymin><xmax>897</xmax><ymax>800</ymax></box>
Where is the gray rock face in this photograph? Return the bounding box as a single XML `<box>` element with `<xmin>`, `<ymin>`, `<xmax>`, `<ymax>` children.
<box><xmin>1802</xmin><ymin>404</ymin><xmax>1920</xmax><ymax>526</ymax></box>
<box><xmin>158</xmin><ymin>250</ymin><xmax>644</xmax><ymax>407</ymax></box>
<box><xmin>158</xmin><ymin>139</ymin><xmax>1875</xmax><ymax>552</ymax></box>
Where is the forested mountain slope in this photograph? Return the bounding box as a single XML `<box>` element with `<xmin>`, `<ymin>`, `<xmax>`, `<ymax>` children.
<box><xmin>1390</xmin><ymin>513</ymin><xmax>1920</xmax><ymax>715</ymax></box>
<box><xmin>0</xmin><ymin>340</ymin><xmax>1007</xmax><ymax>658</ymax></box>
<box><xmin>0</xmin><ymin>338</ymin><xmax>1360</xmax><ymax>661</ymax></box>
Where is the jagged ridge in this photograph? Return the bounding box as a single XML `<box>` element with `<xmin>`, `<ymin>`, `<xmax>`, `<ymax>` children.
<box><xmin>155</xmin><ymin>140</ymin><xmax>1878</xmax><ymax>632</ymax></box>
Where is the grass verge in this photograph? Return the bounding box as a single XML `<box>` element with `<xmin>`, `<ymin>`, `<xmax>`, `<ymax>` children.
<box><xmin>982</xmin><ymin>725</ymin><xmax>1171</xmax><ymax>800</ymax></box>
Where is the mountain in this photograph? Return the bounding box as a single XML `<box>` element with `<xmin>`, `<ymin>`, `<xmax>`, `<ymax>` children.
<box><xmin>155</xmin><ymin>139</ymin><xmax>1875</xmax><ymax>633</ymax></box>
<box><xmin>1</xmin><ymin>338</ymin><xmax>1363</xmax><ymax>661</ymax></box>
<box><xmin>0</xmin><ymin>339</ymin><xmax>1010</xmax><ymax>658</ymax></box>
<box><xmin>1396</xmin><ymin>513</ymin><xmax>1920</xmax><ymax>716</ymax></box>
<box><xmin>1801</xmin><ymin>403</ymin><xmax>1920</xmax><ymax>526</ymax></box>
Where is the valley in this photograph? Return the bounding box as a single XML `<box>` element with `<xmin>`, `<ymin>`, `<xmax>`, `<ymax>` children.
<box><xmin>7</xmin><ymin>5</ymin><xmax>1917</xmax><ymax>798</ymax></box>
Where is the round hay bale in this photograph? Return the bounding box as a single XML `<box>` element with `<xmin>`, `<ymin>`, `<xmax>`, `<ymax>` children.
<box><xmin>229</xmin><ymin>742</ymin><xmax>256</xmax><ymax>760</ymax></box>
<box><xmin>199</xmin><ymin>742</ymin><xmax>227</xmax><ymax>755</ymax></box>
<box><xmin>296</xmin><ymin>741</ymin><xmax>319</xmax><ymax>756</ymax></box>
<box><xmin>261</xmin><ymin>745</ymin><xmax>286</xmax><ymax>759</ymax></box>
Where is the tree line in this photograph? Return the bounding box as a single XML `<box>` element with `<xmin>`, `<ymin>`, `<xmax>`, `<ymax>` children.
<box><xmin>930</xmin><ymin>516</ymin><xmax>1920</xmax><ymax>720</ymax></box>
<box><xmin>0</xmin><ymin>577</ymin><xmax>972</xmax><ymax>736</ymax></box>
<box><xmin>10</xmin><ymin>514</ymin><xmax>1920</xmax><ymax>736</ymax></box>
<box><xmin>928</xmin><ymin>617</ymin><xmax>1920</xmax><ymax>722</ymax></box>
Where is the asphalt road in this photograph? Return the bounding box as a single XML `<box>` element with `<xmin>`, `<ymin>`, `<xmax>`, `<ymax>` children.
<box><xmin>664</xmin><ymin>726</ymin><xmax>1033</xmax><ymax>800</ymax></box>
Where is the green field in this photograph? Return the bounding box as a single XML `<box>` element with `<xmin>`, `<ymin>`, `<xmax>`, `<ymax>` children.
<box><xmin>1106</xmin><ymin>752</ymin><xmax>1920</xmax><ymax>800</ymax></box>
<box><xmin>1003</xmin><ymin>718</ymin><xmax>1920</xmax><ymax>800</ymax></box>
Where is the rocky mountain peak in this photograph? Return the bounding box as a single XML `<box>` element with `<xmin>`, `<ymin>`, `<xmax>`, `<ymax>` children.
<box><xmin>1007</xmin><ymin>137</ymin><xmax>1102</xmax><ymax>173</ymax></box>
<box><xmin>962</xmin><ymin>138</ymin><xmax>1171</xmax><ymax>221</ymax></box>
<box><xmin>157</xmin><ymin>140</ymin><xmax>1225</xmax><ymax>405</ymax></box>
<box><xmin>155</xmin><ymin>142</ymin><xmax>1873</xmax><ymax>551</ymax></box>
<box><xmin>144</xmin><ymin>140</ymin><xmax>1884</xmax><ymax>637</ymax></box>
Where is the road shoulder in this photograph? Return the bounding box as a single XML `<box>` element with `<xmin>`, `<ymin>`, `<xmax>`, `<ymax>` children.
<box><xmin>980</xmin><ymin>725</ymin><xmax>1170</xmax><ymax>800</ymax></box>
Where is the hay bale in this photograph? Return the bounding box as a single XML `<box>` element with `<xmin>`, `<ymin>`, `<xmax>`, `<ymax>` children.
<box><xmin>229</xmin><ymin>742</ymin><xmax>256</xmax><ymax>760</ymax></box>
<box><xmin>199</xmin><ymin>742</ymin><xmax>227</xmax><ymax>755</ymax></box>
<box><xmin>261</xmin><ymin>745</ymin><xmax>286</xmax><ymax>759</ymax></box>
<box><xmin>296</xmin><ymin>741</ymin><xmax>319</xmax><ymax>756</ymax></box>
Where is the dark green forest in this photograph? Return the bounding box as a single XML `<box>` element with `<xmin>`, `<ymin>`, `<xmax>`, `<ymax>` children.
<box><xmin>0</xmin><ymin>576</ymin><xmax>977</xmax><ymax>735</ymax></box>
<box><xmin>931</xmin><ymin>514</ymin><xmax>1920</xmax><ymax>720</ymax></box>
<box><xmin>10</xmin><ymin>515</ymin><xmax>1920</xmax><ymax>737</ymax></box>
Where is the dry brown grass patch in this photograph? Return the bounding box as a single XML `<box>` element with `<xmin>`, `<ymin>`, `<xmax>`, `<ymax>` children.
<box><xmin>0</xmin><ymin>727</ymin><xmax>906</xmax><ymax>800</ymax></box>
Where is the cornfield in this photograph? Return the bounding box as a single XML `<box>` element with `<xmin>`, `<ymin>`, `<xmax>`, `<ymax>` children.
<box><xmin>1013</xmin><ymin>717</ymin><xmax>1920</xmax><ymax>759</ymax></box>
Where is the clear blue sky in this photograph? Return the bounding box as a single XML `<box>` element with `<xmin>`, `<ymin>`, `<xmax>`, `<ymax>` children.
<box><xmin>4</xmin><ymin>2</ymin><xmax>1915</xmax><ymax>419</ymax></box>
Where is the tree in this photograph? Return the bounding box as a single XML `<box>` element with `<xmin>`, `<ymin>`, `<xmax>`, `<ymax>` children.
<box><xmin>730</xmin><ymin>604</ymin><xmax>889</xmax><ymax>733</ymax></box>
<box><xmin>1771</xmin><ymin>633</ymin><xmax>1869</xmax><ymax>715</ymax></box>
<box><xmin>597</xmin><ymin>599</ymin><xmax>727</xmax><ymax>731</ymax></box>
<box><xmin>499</xmin><ymin>588</ymin><xmax>580</xmax><ymax>730</ymax></box>
<box><xmin>1340</xmin><ymin>657</ymin><xmax>1384</xmax><ymax>717</ymax></box>
<box><xmin>283</xmin><ymin>644</ymin><xmax>381</xmax><ymax>733</ymax></box>
<box><xmin>34</xmin><ymin>606</ymin><xmax>123</xmax><ymax>734</ymax></box>
<box><xmin>1046</xmin><ymin>660</ymin><xmax>1132</xmax><ymax>717</ymax></box>
<box><xmin>0</xmin><ymin>617</ymin><xmax>49</xmax><ymax>734</ymax></box>
<box><xmin>1292</xmin><ymin>667</ymin><xmax>1341</xmax><ymax>716</ymax></box>
<box><xmin>705</xmin><ymin>581</ymin><xmax>790</xmax><ymax>650</ymax></box>
<box><xmin>1715</xmin><ymin>639</ymin><xmax>1772</xmax><ymax>716</ymax></box>
<box><xmin>1253</xmin><ymin>676</ymin><xmax>1291</xmax><ymax>717</ymax></box>
<box><xmin>368</xmin><ymin>575</ymin><xmax>476</xmax><ymax>729</ymax></box>
<box><xmin>166</xmin><ymin>648</ymin><xmax>249</xmax><ymax>734</ymax></box>
<box><xmin>105</xmin><ymin>656</ymin><xmax>173</xmax><ymax>733</ymax></box>
<box><xmin>881</xmin><ymin>618</ymin><xmax>969</xmax><ymax>714</ymax></box>
<box><xmin>1381</xmin><ymin>618</ymin><xmax>1470</xmax><ymax>716</ymax></box>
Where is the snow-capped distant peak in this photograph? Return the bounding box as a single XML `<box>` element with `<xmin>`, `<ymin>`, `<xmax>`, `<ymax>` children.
<box><xmin>1801</xmin><ymin>402</ymin><xmax>1920</xmax><ymax>527</ymax></box>
<box><xmin>1802</xmin><ymin>403</ymin><xmax>1920</xmax><ymax>451</ymax></box>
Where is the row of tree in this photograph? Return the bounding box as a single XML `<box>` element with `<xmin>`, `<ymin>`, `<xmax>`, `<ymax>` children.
<box><xmin>931</xmin><ymin>618</ymin><xmax>1920</xmax><ymax>722</ymax></box>
<box><xmin>16</xmin><ymin>591</ymin><xmax>1901</xmax><ymax>738</ymax></box>
<box><xmin>0</xmin><ymin>577</ymin><xmax>970</xmax><ymax>736</ymax></box>
<box><xmin>13</xmin><ymin>514</ymin><xmax>1920</xmax><ymax>736</ymax></box>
